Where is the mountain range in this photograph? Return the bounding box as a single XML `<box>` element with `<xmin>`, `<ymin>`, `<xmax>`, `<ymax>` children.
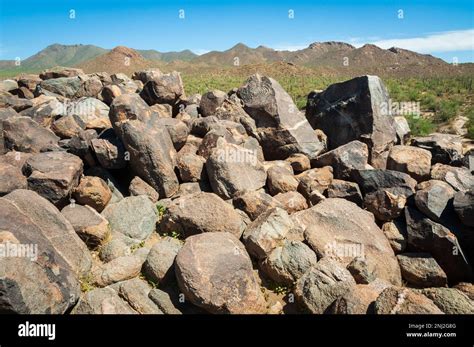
<box><xmin>0</xmin><ymin>42</ymin><xmax>471</xmax><ymax>77</ymax></box>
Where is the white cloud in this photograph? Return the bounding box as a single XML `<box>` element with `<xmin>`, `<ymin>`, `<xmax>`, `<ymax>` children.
<box><xmin>273</xmin><ymin>44</ymin><xmax>308</xmax><ymax>52</ymax></box>
<box><xmin>365</xmin><ymin>29</ymin><xmax>474</xmax><ymax>53</ymax></box>
<box><xmin>192</xmin><ymin>49</ymin><xmax>210</xmax><ymax>55</ymax></box>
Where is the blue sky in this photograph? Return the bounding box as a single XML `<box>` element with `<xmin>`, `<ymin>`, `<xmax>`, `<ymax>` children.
<box><xmin>0</xmin><ymin>0</ymin><xmax>473</xmax><ymax>62</ymax></box>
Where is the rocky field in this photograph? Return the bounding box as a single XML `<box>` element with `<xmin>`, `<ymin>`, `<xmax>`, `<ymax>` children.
<box><xmin>0</xmin><ymin>66</ymin><xmax>473</xmax><ymax>314</ymax></box>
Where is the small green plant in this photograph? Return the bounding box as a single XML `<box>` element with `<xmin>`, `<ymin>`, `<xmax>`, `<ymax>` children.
<box><xmin>162</xmin><ymin>230</ymin><xmax>183</xmax><ymax>240</ymax></box>
<box><xmin>130</xmin><ymin>240</ymin><xmax>145</xmax><ymax>253</ymax></box>
<box><xmin>139</xmin><ymin>273</ymin><xmax>158</xmax><ymax>288</ymax></box>
<box><xmin>79</xmin><ymin>273</ymin><xmax>96</xmax><ymax>293</ymax></box>
<box><xmin>266</xmin><ymin>282</ymin><xmax>290</xmax><ymax>296</ymax></box>
<box><xmin>155</xmin><ymin>203</ymin><xmax>166</xmax><ymax>218</ymax></box>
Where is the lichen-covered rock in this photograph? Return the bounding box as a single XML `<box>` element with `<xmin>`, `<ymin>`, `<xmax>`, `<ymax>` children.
<box><xmin>206</xmin><ymin>141</ymin><xmax>267</xmax><ymax>199</ymax></box>
<box><xmin>295</xmin><ymin>258</ymin><xmax>356</xmax><ymax>314</ymax></box>
<box><xmin>175</xmin><ymin>232</ymin><xmax>266</xmax><ymax>314</ymax></box>
<box><xmin>142</xmin><ymin>237</ymin><xmax>182</xmax><ymax>284</ymax></box>
<box><xmin>293</xmin><ymin>198</ymin><xmax>401</xmax><ymax>285</ymax></box>
<box><xmin>261</xmin><ymin>240</ymin><xmax>318</xmax><ymax>285</ymax></box>
<box><xmin>397</xmin><ymin>253</ymin><xmax>447</xmax><ymax>288</ymax></box>
<box><xmin>23</xmin><ymin>151</ymin><xmax>83</xmax><ymax>207</ymax></box>
<box><xmin>102</xmin><ymin>195</ymin><xmax>157</xmax><ymax>241</ymax></box>
<box><xmin>374</xmin><ymin>287</ymin><xmax>443</xmax><ymax>314</ymax></box>
<box><xmin>238</xmin><ymin>74</ymin><xmax>325</xmax><ymax>160</ymax></box>
<box><xmin>386</xmin><ymin>145</ymin><xmax>432</xmax><ymax>182</ymax></box>
<box><xmin>73</xmin><ymin>176</ymin><xmax>112</xmax><ymax>212</ymax></box>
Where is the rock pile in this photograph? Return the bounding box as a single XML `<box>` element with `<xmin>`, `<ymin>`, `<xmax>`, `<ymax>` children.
<box><xmin>0</xmin><ymin>68</ymin><xmax>472</xmax><ymax>314</ymax></box>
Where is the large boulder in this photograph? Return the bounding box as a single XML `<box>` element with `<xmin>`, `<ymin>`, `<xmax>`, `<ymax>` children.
<box><xmin>242</xmin><ymin>207</ymin><xmax>295</xmax><ymax>260</ymax></box>
<box><xmin>306</xmin><ymin>75</ymin><xmax>397</xmax><ymax>168</ymax></box>
<box><xmin>139</xmin><ymin>71</ymin><xmax>185</xmax><ymax>106</ymax></box>
<box><xmin>363</xmin><ymin>189</ymin><xmax>406</xmax><ymax>222</ymax></box>
<box><xmin>142</xmin><ymin>237</ymin><xmax>182</xmax><ymax>284</ymax></box>
<box><xmin>233</xmin><ymin>189</ymin><xmax>282</xmax><ymax>220</ymax></box>
<box><xmin>61</xmin><ymin>204</ymin><xmax>110</xmax><ymax>249</ymax></box>
<box><xmin>117</xmin><ymin>278</ymin><xmax>162</xmax><ymax>314</ymax></box>
<box><xmin>39</xmin><ymin>74</ymin><xmax>102</xmax><ymax>99</ymax></box>
<box><xmin>73</xmin><ymin>176</ymin><xmax>112</xmax><ymax>212</ymax></box>
<box><xmin>39</xmin><ymin>67</ymin><xmax>84</xmax><ymax>80</ymax></box>
<box><xmin>0</xmin><ymin>93</ymin><xmax>33</xmax><ymax>113</ymax></box>
<box><xmin>292</xmin><ymin>198</ymin><xmax>402</xmax><ymax>285</ymax></box>
<box><xmin>0</xmin><ymin>107</ymin><xmax>18</xmax><ymax>154</ymax></box>
<box><xmin>266</xmin><ymin>165</ymin><xmax>298</xmax><ymax>195</ymax></box>
<box><xmin>23</xmin><ymin>151</ymin><xmax>83</xmax><ymax>207</ymax></box>
<box><xmin>312</xmin><ymin>140</ymin><xmax>369</xmax><ymax>180</ymax></box>
<box><xmin>453</xmin><ymin>189</ymin><xmax>474</xmax><ymax>227</ymax></box>
<box><xmin>0</xmin><ymin>192</ymin><xmax>85</xmax><ymax>313</ymax></box>
<box><xmin>374</xmin><ymin>287</ymin><xmax>443</xmax><ymax>314</ymax></box>
<box><xmin>296</xmin><ymin>166</ymin><xmax>333</xmax><ymax>203</ymax></box>
<box><xmin>353</xmin><ymin>169</ymin><xmax>417</xmax><ymax>198</ymax></box>
<box><xmin>175</xmin><ymin>232</ymin><xmax>266</xmax><ymax>314</ymax></box>
<box><xmin>414</xmin><ymin>180</ymin><xmax>455</xmax><ymax>222</ymax></box>
<box><xmin>129</xmin><ymin>176</ymin><xmax>160</xmax><ymax>203</ymax></box>
<box><xmin>404</xmin><ymin>207</ymin><xmax>473</xmax><ymax>284</ymax></box>
<box><xmin>90</xmin><ymin>129</ymin><xmax>127</xmax><ymax>170</ymax></box>
<box><xmin>237</xmin><ymin>74</ymin><xmax>325</xmax><ymax>160</ymax></box>
<box><xmin>327</xmin><ymin>284</ymin><xmax>382</xmax><ymax>314</ymax></box>
<box><xmin>92</xmin><ymin>254</ymin><xmax>145</xmax><ymax>287</ymax></box>
<box><xmin>206</xmin><ymin>141</ymin><xmax>267</xmax><ymax>199</ymax></box>
<box><xmin>102</xmin><ymin>195</ymin><xmax>157</xmax><ymax>241</ymax></box>
<box><xmin>430</xmin><ymin>163</ymin><xmax>474</xmax><ymax>192</ymax></box>
<box><xmin>199</xmin><ymin>90</ymin><xmax>227</xmax><ymax>117</ymax></box>
<box><xmin>160</xmin><ymin>192</ymin><xmax>246</xmax><ymax>238</ymax></box>
<box><xmin>176</xmin><ymin>152</ymin><xmax>206</xmax><ymax>182</ymax></box>
<box><xmin>273</xmin><ymin>191</ymin><xmax>308</xmax><ymax>214</ymax></box>
<box><xmin>109</xmin><ymin>94</ymin><xmax>179</xmax><ymax>197</ymax></box>
<box><xmin>382</xmin><ymin>220</ymin><xmax>408</xmax><ymax>254</ymax></box>
<box><xmin>386</xmin><ymin>145</ymin><xmax>432</xmax><ymax>182</ymax></box>
<box><xmin>327</xmin><ymin>179</ymin><xmax>363</xmax><ymax>206</ymax></box>
<box><xmin>0</xmin><ymin>162</ymin><xmax>27</xmax><ymax>196</ymax></box>
<box><xmin>67</xmin><ymin>97</ymin><xmax>111</xmax><ymax>130</ymax></box>
<box><xmin>2</xmin><ymin>116</ymin><xmax>59</xmax><ymax>153</ymax></box>
<box><xmin>412</xmin><ymin>133</ymin><xmax>463</xmax><ymax>166</ymax></box>
<box><xmin>261</xmin><ymin>240</ymin><xmax>318</xmax><ymax>285</ymax></box>
<box><xmin>421</xmin><ymin>288</ymin><xmax>474</xmax><ymax>314</ymax></box>
<box><xmin>397</xmin><ymin>253</ymin><xmax>447</xmax><ymax>288</ymax></box>
<box><xmin>295</xmin><ymin>258</ymin><xmax>356</xmax><ymax>314</ymax></box>
<box><xmin>51</xmin><ymin>114</ymin><xmax>86</xmax><ymax>138</ymax></box>
<box><xmin>19</xmin><ymin>97</ymin><xmax>66</xmax><ymax>127</ymax></box>
<box><xmin>2</xmin><ymin>189</ymin><xmax>92</xmax><ymax>275</ymax></box>
<box><xmin>72</xmin><ymin>287</ymin><xmax>136</xmax><ymax>314</ymax></box>
<box><xmin>0</xmin><ymin>79</ymin><xmax>18</xmax><ymax>92</ymax></box>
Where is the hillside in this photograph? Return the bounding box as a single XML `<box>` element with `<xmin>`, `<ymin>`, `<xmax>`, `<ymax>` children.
<box><xmin>77</xmin><ymin>46</ymin><xmax>159</xmax><ymax>75</ymax></box>
<box><xmin>19</xmin><ymin>44</ymin><xmax>106</xmax><ymax>70</ymax></box>
<box><xmin>138</xmin><ymin>49</ymin><xmax>197</xmax><ymax>62</ymax></box>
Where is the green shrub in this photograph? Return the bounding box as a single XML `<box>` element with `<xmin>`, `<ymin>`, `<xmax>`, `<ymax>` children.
<box><xmin>435</xmin><ymin>100</ymin><xmax>459</xmax><ymax>123</ymax></box>
<box><xmin>406</xmin><ymin>114</ymin><xmax>435</xmax><ymax>136</ymax></box>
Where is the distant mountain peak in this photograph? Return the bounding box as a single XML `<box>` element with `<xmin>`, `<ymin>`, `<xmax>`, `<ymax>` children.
<box><xmin>360</xmin><ymin>43</ymin><xmax>383</xmax><ymax>50</ymax></box>
<box><xmin>110</xmin><ymin>46</ymin><xmax>142</xmax><ymax>58</ymax></box>
<box><xmin>229</xmin><ymin>42</ymin><xmax>250</xmax><ymax>50</ymax></box>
